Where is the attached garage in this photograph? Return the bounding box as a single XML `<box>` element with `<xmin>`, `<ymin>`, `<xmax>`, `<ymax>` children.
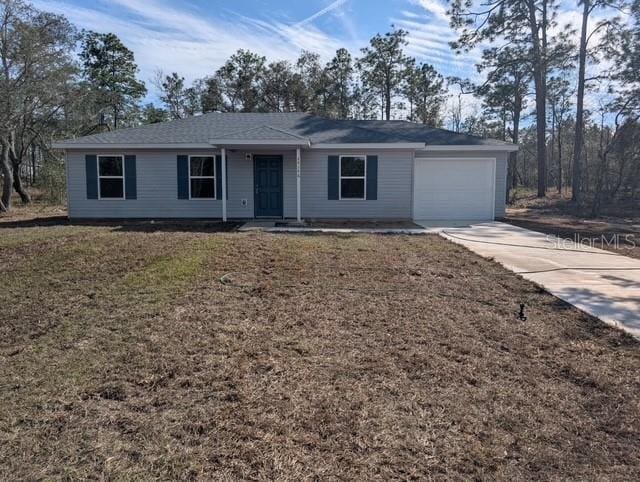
<box><xmin>413</xmin><ymin>157</ymin><xmax>497</xmax><ymax>221</ymax></box>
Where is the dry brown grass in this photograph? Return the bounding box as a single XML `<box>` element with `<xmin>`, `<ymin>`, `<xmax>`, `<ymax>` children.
<box><xmin>1</xmin><ymin>222</ymin><xmax>640</xmax><ymax>480</ymax></box>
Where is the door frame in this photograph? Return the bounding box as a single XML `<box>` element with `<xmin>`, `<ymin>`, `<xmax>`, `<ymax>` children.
<box><xmin>253</xmin><ymin>154</ymin><xmax>284</xmax><ymax>218</ymax></box>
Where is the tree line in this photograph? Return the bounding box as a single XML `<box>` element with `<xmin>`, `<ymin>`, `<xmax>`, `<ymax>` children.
<box><xmin>448</xmin><ymin>0</ymin><xmax>640</xmax><ymax>215</ymax></box>
<box><xmin>154</xmin><ymin>29</ymin><xmax>446</xmax><ymax>125</ymax></box>
<box><xmin>1</xmin><ymin>0</ymin><xmax>638</xmax><ymax>216</ymax></box>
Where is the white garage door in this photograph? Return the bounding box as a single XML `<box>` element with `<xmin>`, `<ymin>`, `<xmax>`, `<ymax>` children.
<box><xmin>413</xmin><ymin>158</ymin><xmax>496</xmax><ymax>221</ymax></box>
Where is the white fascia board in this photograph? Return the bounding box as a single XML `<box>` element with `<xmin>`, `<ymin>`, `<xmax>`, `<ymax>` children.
<box><xmin>311</xmin><ymin>143</ymin><xmax>426</xmax><ymax>149</ymax></box>
<box><xmin>52</xmin><ymin>143</ymin><xmax>215</xmax><ymax>149</ymax></box>
<box><xmin>420</xmin><ymin>144</ymin><xmax>519</xmax><ymax>152</ymax></box>
<box><xmin>209</xmin><ymin>139</ymin><xmax>310</xmax><ymax>146</ymax></box>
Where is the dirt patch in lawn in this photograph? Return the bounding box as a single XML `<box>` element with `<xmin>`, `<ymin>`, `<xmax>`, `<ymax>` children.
<box><xmin>1</xmin><ymin>228</ymin><xmax>640</xmax><ymax>480</ymax></box>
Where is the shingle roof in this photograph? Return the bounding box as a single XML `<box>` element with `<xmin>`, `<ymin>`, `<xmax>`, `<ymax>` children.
<box><xmin>55</xmin><ymin>112</ymin><xmax>513</xmax><ymax>147</ymax></box>
<box><xmin>212</xmin><ymin>125</ymin><xmax>309</xmax><ymax>142</ymax></box>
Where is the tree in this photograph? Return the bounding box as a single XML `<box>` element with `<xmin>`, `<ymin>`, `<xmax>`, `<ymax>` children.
<box><xmin>199</xmin><ymin>76</ymin><xmax>224</xmax><ymax>113</ymax></box>
<box><xmin>79</xmin><ymin>31</ymin><xmax>146</xmax><ymax>130</ymax></box>
<box><xmin>449</xmin><ymin>0</ymin><xmax>562</xmax><ymax>197</ymax></box>
<box><xmin>573</xmin><ymin>0</ymin><xmax>627</xmax><ymax>204</ymax></box>
<box><xmin>154</xmin><ymin>71</ymin><xmax>201</xmax><ymax>119</ymax></box>
<box><xmin>477</xmin><ymin>45</ymin><xmax>530</xmax><ymax>198</ymax></box>
<box><xmin>351</xmin><ymin>77</ymin><xmax>379</xmax><ymax>119</ymax></box>
<box><xmin>325</xmin><ymin>48</ymin><xmax>354</xmax><ymax>119</ymax></box>
<box><xmin>0</xmin><ymin>0</ymin><xmax>77</xmax><ymax>210</ymax></box>
<box><xmin>215</xmin><ymin>49</ymin><xmax>266</xmax><ymax>112</ymax></box>
<box><xmin>547</xmin><ymin>76</ymin><xmax>573</xmax><ymax>193</ymax></box>
<box><xmin>157</xmin><ymin>72</ymin><xmax>187</xmax><ymax>119</ymax></box>
<box><xmin>141</xmin><ymin>103</ymin><xmax>168</xmax><ymax>124</ymax></box>
<box><xmin>291</xmin><ymin>51</ymin><xmax>320</xmax><ymax>112</ymax></box>
<box><xmin>403</xmin><ymin>60</ymin><xmax>445</xmax><ymax>125</ymax></box>
<box><xmin>261</xmin><ymin>60</ymin><xmax>295</xmax><ymax>112</ymax></box>
<box><xmin>357</xmin><ymin>29</ymin><xmax>410</xmax><ymax>120</ymax></box>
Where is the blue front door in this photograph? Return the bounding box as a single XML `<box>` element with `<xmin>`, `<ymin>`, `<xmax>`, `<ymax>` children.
<box><xmin>254</xmin><ymin>155</ymin><xmax>283</xmax><ymax>217</ymax></box>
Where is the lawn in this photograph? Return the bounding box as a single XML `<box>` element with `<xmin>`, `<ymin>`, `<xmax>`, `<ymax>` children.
<box><xmin>1</xmin><ymin>217</ymin><xmax>640</xmax><ymax>479</ymax></box>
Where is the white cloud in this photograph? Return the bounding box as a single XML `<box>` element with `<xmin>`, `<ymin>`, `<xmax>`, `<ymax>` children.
<box><xmin>408</xmin><ymin>0</ymin><xmax>450</xmax><ymax>23</ymax></box>
<box><xmin>32</xmin><ymin>0</ymin><xmax>359</xmax><ymax>100</ymax></box>
<box><xmin>294</xmin><ymin>0</ymin><xmax>347</xmax><ymax>27</ymax></box>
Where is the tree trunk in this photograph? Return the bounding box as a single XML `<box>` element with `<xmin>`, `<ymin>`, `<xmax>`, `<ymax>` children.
<box><xmin>507</xmin><ymin>99</ymin><xmax>521</xmax><ymax>203</ymax></box>
<box><xmin>31</xmin><ymin>145</ymin><xmax>37</xmax><ymax>184</ymax></box>
<box><xmin>526</xmin><ymin>0</ymin><xmax>548</xmax><ymax>197</ymax></box>
<box><xmin>12</xmin><ymin>162</ymin><xmax>31</xmax><ymax>204</ymax></box>
<box><xmin>7</xmin><ymin>132</ymin><xmax>30</xmax><ymax>204</ymax></box>
<box><xmin>557</xmin><ymin>134</ymin><xmax>562</xmax><ymax>194</ymax></box>
<box><xmin>572</xmin><ymin>0</ymin><xmax>589</xmax><ymax>203</ymax></box>
<box><xmin>0</xmin><ymin>140</ymin><xmax>13</xmax><ymax>211</ymax></box>
<box><xmin>385</xmin><ymin>80</ymin><xmax>391</xmax><ymax>120</ymax></box>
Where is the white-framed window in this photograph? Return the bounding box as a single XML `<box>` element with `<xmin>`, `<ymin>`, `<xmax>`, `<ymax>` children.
<box><xmin>339</xmin><ymin>155</ymin><xmax>366</xmax><ymax>200</ymax></box>
<box><xmin>98</xmin><ymin>155</ymin><xmax>125</xmax><ymax>199</ymax></box>
<box><xmin>189</xmin><ymin>155</ymin><xmax>216</xmax><ymax>199</ymax></box>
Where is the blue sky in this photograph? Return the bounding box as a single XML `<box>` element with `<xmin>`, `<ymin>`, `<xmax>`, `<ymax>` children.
<box><xmin>36</xmin><ymin>0</ymin><xmax>480</xmax><ymax>90</ymax></box>
<box><xmin>34</xmin><ymin>0</ymin><xmax>614</xmax><ymax>122</ymax></box>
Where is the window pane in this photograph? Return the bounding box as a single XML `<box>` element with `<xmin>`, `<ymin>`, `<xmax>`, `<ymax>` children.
<box><xmin>341</xmin><ymin>179</ymin><xmax>365</xmax><ymax>199</ymax></box>
<box><xmin>99</xmin><ymin>156</ymin><xmax>123</xmax><ymax>176</ymax></box>
<box><xmin>100</xmin><ymin>178</ymin><xmax>124</xmax><ymax>198</ymax></box>
<box><xmin>190</xmin><ymin>156</ymin><xmax>214</xmax><ymax>176</ymax></box>
<box><xmin>341</xmin><ymin>156</ymin><xmax>365</xmax><ymax>177</ymax></box>
<box><xmin>191</xmin><ymin>179</ymin><xmax>215</xmax><ymax>198</ymax></box>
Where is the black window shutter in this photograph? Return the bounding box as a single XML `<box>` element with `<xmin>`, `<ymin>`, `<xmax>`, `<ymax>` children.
<box><xmin>327</xmin><ymin>155</ymin><xmax>339</xmax><ymax>200</ymax></box>
<box><xmin>177</xmin><ymin>155</ymin><xmax>189</xmax><ymax>199</ymax></box>
<box><xmin>85</xmin><ymin>154</ymin><xmax>98</xmax><ymax>199</ymax></box>
<box><xmin>366</xmin><ymin>155</ymin><xmax>378</xmax><ymax>200</ymax></box>
<box><xmin>124</xmin><ymin>155</ymin><xmax>137</xmax><ymax>200</ymax></box>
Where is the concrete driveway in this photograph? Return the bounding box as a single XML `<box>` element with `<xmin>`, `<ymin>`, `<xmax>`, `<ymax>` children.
<box><xmin>422</xmin><ymin>221</ymin><xmax>640</xmax><ymax>338</ymax></box>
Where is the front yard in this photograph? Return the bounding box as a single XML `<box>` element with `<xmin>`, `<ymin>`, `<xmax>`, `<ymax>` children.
<box><xmin>1</xmin><ymin>217</ymin><xmax>640</xmax><ymax>479</ymax></box>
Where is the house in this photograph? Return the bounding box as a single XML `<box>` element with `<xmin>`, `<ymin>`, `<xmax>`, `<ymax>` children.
<box><xmin>53</xmin><ymin>112</ymin><xmax>518</xmax><ymax>221</ymax></box>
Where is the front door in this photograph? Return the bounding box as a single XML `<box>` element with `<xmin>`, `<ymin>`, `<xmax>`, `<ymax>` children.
<box><xmin>254</xmin><ymin>155</ymin><xmax>283</xmax><ymax>217</ymax></box>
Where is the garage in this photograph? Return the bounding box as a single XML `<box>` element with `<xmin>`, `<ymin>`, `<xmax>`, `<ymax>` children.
<box><xmin>413</xmin><ymin>157</ymin><xmax>496</xmax><ymax>221</ymax></box>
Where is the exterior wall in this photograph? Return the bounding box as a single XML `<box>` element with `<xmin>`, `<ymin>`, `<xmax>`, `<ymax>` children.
<box><xmin>66</xmin><ymin>147</ymin><xmax>415</xmax><ymax>219</ymax></box>
<box><xmin>66</xmin><ymin>147</ymin><xmax>507</xmax><ymax>220</ymax></box>
<box><xmin>296</xmin><ymin>148</ymin><xmax>414</xmax><ymax>219</ymax></box>
<box><xmin>414</xmin><ymin>150</ymin><xmax>509</xmax><ymax>218</ymax></box>
<box><xmin>67</xmin><ymin>149</ymin><xmax>253</xmax><ymax>218</ymax></box>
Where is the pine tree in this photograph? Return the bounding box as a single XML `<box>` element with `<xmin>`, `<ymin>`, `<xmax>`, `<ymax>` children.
<box><xmin>79</xmin><ymin>31</ymin><xmax>146</xmax><ymax>129</ymax></box>
<box><xmin>357</xmin><ymin>29</ymin><xmax>410</xmax><ymax>120</ymax></box>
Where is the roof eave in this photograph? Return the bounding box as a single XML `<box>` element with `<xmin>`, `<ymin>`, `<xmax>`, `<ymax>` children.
<box><xmin>310</xmin><ymin>142</ymin><xmax>426</xmax><ymax>149</ymax></box>
<box><xmin>209</xmin><ymin>139</ymin><xmax>311</xmax><ymax>147</ymax></box>
<box><xmin>420</xmin><ymin>144</ymin><xmax>519</xmax><ymax>152</ymax></box>
<box><xmin>52</xmin><ymin>142</ymin><xmax>215</xmax><ymax>150</ymax></box>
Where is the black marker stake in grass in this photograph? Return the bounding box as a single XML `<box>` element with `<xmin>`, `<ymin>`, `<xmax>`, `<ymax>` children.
<box><xmin>518</xmin><ymin>303</ymin><xmax>527</xmax><ymax>321</ymax></box>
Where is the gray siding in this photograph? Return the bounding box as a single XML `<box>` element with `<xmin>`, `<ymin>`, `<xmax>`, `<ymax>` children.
<box><xmin>296</xmin><ymin>149</ymin><xmax>414</xmax><ymax>219</ymax></box>
<box><xmin>67</xmin><ymin>149</ymin><xmax>254</xmax><ymax>218</ymax></box>
<box><xmin>67</xmin><ymin>148</ymin><xmax>415</xmax><ymax>219</ymax></box>
<box><xmin>414</xmin><ymin>150</ymin><xmax>509</xmax><ymax>219</ymax></box>
<box><xmin>66</xmin><ymin>147</ymin><xmax>507</xmax><ymax>220</ymax></box>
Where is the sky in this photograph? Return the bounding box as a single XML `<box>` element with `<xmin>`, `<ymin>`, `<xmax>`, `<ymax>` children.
<box><xmin>34</xmin><ymin>0</ymin><xmax>619</xmax><ymax>122</ymax></box>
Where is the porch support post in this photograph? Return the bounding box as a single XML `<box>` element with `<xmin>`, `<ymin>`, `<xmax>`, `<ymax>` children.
<box><xmin>221</xmin><ymin>147</ymin><xmax>227</xmax><ymax>222</ymax></box>
<box><xmin>296</xmin><ymin>147</ymin><xmax>301</xmax><ymax>222</ymax></box>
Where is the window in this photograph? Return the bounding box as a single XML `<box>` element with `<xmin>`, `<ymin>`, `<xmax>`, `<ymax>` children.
<box><xmin>189</xmin><ymin>156</ymin><xmax>216</xmax><ymax>199</ymax></box>
<box><xmin>339</xmin><ymin>155</ymin><xmax>366</xmax><ymax>199</ymax></box>
<box><xmin>98</xmin><ymin>155</ymin><xmax>124</xmax><ymax>199</ymax></box>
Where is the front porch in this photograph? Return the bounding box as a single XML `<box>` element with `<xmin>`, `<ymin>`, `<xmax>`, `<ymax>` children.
<box><xmin>213</xmin><ymin>131</ymin><xmax>307</xmax><ymax>223</ymax></box>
